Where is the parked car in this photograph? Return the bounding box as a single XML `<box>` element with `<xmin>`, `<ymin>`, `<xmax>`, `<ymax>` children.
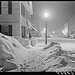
<box><xmin>50</xmin><ymin>35</ymin><xmax>53</xmax><ymax>37</ymax></box>
<box><xmin>70</xmin><ymin>34</ymin><xmax>75</xmax><ymax>39</ymax></box>
<box><xmin>64</xmin><ymin>35</ymin><xmax>69</xmax><ymax>38</ymax></box>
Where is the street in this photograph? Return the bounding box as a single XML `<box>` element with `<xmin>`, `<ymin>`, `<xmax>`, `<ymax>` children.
<box><xmin>1</xmin><ymin>1</ymin><xmax>75</xmax><ymax>73</ymax></box>
<box><xmin>37</xmin><ymin>36</ymin><xmax>75</xmax><ymax>43</ymax></box>
<box><xmin>37</xmin><ymin>36</ymin><xmax>75</xmax><ymax>51</ymax></box>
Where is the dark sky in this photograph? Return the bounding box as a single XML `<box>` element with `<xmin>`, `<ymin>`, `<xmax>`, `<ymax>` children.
<box><xmin>32</xmin><ymin>1</ymin><xmax>75</xmax><ymax>32</ymax></box>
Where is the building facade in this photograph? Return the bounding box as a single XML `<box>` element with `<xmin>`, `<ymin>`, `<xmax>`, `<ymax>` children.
<box><xmin>68</xmin><ymin>16</ymin><xmax>75</xmax><ymax>35</ymax></box>
<box><xmin>0</xmin><ymin>1</ymin><xmax>37</xmax><ymax>39</ymax></box>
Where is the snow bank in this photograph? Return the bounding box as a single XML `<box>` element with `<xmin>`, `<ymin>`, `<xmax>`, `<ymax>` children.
<box><xmin>60</xmin><ymin>43</ymin><xmax>75</xmax><ymax>51</ymax></box>
<box><xmin>14</xmin><ymin>37</ymin><xmax>29</xmax><ymax>47</ymax></box>
<box><xmin>0</xmin><ymin>33</ymin><xmax>75</xmax><ymax>73</ymax></box>
<box><xmin>0</xmin><ymin>33</ymin><xmax>31</xmax><ymax>72</ymax></box>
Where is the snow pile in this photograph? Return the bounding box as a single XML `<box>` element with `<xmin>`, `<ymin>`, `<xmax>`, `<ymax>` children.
<box><xmin>41</xmin><ymin>42</ymin><xmax>75</xmax><ymax>72</ymax></box>
<box><xmin>0</xmin><ymin>33</ymin><xmax>45</xmax><ymax>72</ymax></box>
<box><xmin>0</xmin><ymin>33</ymin><xmax>31</xmax><ymax>72</ymax></box>
<box><xmin>14</xmin><ymin>37</ymin><xmax>29</xmax><ymax>47</ymax></box>
<box><xmin>0</xmin><ymin>33</ymin><xmax>75</xmax><ymax>72</ymax></box>
<box><xmin>60</xmin><ymin>43</ymin><xmax>75</xmax><ymax>51</ymax></box>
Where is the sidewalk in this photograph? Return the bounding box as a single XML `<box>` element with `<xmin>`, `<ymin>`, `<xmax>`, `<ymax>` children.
<box><xmin>36</xmin><ymin>42</ymin><xmax>50</xmax><ymax>47</ymax></box>
<box><xmin>29</xmin><ymin>42</ymin><xmax>50</xmax><ymax>51</ymax></box>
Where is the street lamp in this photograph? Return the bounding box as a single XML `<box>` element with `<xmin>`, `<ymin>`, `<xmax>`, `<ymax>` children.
<box><xmin>44</xmin><ymin>12</ymin><xmax>49</xmax><ymax>44</ymax></box>
<box><xmin>43</xmin><ymin>28</ymin><xmax>46</xmax><ymax>33</ymax></box>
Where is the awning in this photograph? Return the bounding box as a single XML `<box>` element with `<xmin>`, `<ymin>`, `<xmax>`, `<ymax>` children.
<box><xmin>27</xmin><ymin>20</ymin><xmax>38</xmax><ymax>32</ymax></box>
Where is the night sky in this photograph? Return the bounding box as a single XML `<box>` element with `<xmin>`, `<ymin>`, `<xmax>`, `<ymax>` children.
<box><xmin>32</xmin><ymin>1</ymin><xmax>75</xmax><ymax>33</ymax></box>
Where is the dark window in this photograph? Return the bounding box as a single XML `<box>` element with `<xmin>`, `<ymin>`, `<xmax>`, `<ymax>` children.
<box><xmin>24</xmin><ymin>26</ymin><xmax>26</xmax><ymax>38</ymax></box>
<box><xmin>21</xmin><ymin>26</ymin><xmax>27</xmax><ymax>38</ymax></box>
<box><xmin>29</xmin><ymin>29</ymin><xmax>32</xmax><ymax>39</ymax></box>
<box><xmin>0</xmin><ymin>1</ymin><xmax>1</xmax><ymax>14</ymax></box>
<box><xmin>8</xmin><ymin>1</ymin><xmax>12</xmax><ymax>14</ymax></box>
<box><xmin>0</xmin><ymin>25</ymin><xmax>2</xmax><ymax>33</ymax></box>
<box><xmin>21</xmin><ymin>26</ymin><xmax>24</xmax><ymax>38</ymax></box>
<box><xmin>2</xmin><ymin>25</ymin><xmax>9</xmax><ymax>36</ymax></box>
<box><xmin>0</xmin><ymin>25</ymin><xmax>12</xmax><ymax>36</ymax></box>
<box><xmin>8</xmin><ymin>25</ymin><xmax>12</xmax><ymax>36</ymax></box>
<box><xmin>27</xmin><ymin>1</ymin><xmax>30</xmax><ymax>6</ymax></box>
<box><xmin>21</xmin><ymin>3</ymin><xmax>25</xmax><ymax>17</ymax></box>
<box><xmin>26</xmin><ymin>9</ymin><xmax>28</xmax><ymax>20</ymax></box>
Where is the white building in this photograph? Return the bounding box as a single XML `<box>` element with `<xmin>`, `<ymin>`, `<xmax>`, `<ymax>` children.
<box><xmin>0</xmin><ymin>1</ymin><xmax>37</xmax><ymax>39</ymax></box>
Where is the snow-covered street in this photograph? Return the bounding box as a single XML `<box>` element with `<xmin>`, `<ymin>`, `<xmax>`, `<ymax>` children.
<box><xmin>0</xmin><ymin>33</ymin><xmax>75</xmax><ymax>73</ymax></box>
<box><xmin>37</xmin><ymin>37</ymin><xmax>75</xmax><ymax>51</ymax></box>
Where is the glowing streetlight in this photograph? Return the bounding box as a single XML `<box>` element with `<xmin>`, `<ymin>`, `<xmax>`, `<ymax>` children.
<box><xmin>44</xmin><ymin>12</ymin><xmax>49</xmax><ymax>18</ymax></box>
<box><xmin>43</xmin><ymin>28</ymin><xmax>46</xmax><ymax>33</ymax></box>
<box><xmin>44</xmin><ymin>12</ymin><xmax>49</xmax><ymax>44</ymax></box>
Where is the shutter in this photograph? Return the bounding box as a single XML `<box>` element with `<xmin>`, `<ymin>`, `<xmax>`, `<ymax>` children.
<box><xmin>8</xmin><ymin>25</ymin><xmax>12</xmax><ymax>36</ymax></box>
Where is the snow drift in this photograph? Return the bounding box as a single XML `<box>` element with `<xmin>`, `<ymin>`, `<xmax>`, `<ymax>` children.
<box><xmin>0</xmin><ymin>33</ymin><xmax>75</xmax><ymax>73</ymax></box>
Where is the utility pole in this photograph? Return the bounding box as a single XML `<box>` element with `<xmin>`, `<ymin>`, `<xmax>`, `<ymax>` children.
<box><xmin>45</xmin><ymin>18</ymin><xmax>47</xmax><ymax>44</ymax></box>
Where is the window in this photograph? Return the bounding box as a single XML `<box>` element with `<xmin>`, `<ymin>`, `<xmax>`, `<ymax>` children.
<box><xmin>24</xmin><ymin>26</ymin><xmax>27</xmax><ymax>38</ymax></box>
<box><xmin>21</xmin><ymin>3</ymin><xmax>25</xmax><ymax>17</ymax></box>
<box><xmin>21</xmin><ymin>26</ymin><xmax>24</xmax><ymax>38</ymax></box>
<box><xmin>1</xmin><ymin>1</ymin><xmax>12</xmax><ymax>14</ymax></box>
<box><xmin>26</xmin><ymin>9</ymin><xmax>28</xmax><ymax>20</ymax></box>
<box><xmin>0</xmin><ymin>25</ymin><xmax>2</xmax><ymax>33</ymax></box>
<box><xmin>0</xmin><ymin>1</ymin><xmax>1</xmax><ymax>14</ymax></box>
<box><xmin>27</xmin><ymin>1</ymin><xmax>30</xmax><ymax>6</ymax></box>
<box><xmin>0</xmin><ymin>25</ymin><xmax>12</xmax><ymax>36</ymax></box>
<box><xmin>8</xmin><ymin>1</ymin><xmax>12</xmax><ymax>14</ymax></box>
<box><xmin>29</xmin><ymin>29</ymin><xmax>32</xmax><ymax>39</ymax></box>
<box><xmin>1</xmin><ymin>1</ymin><xmax>8</xmax><ymax>14</ymax></box>
<box><xmin>28</xmin><ymin>13</ymin><xmax>31</xmax><ymax>22</ymax></box>
<box><xmin>8</xmin><ymin>25</ymin><xmax>12</xmax><ymax>36</ymax></box>
<box><xmin>21</xmin><ymin>26</ymin><xmax>27</xmax><ymax>38</ymax></box>
<box><xmin>25</xmin><ymin>9</ymin><xmax>31</xmax><ymax>22</ymax></box>
<box><xmin>2</xmin><ymin>25</ymin><xmax>9</xmax><ymax>36</ymax></box>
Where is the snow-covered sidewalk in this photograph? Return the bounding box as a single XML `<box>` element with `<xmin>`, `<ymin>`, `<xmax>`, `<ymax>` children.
<box><xmin>0</xmin><ymin>33</ymin><xmax>75</xmax><ymax>73</ymax></box>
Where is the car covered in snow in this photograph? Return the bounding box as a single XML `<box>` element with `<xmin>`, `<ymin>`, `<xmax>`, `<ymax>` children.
<box><xmin>70</xmin><ymin>34</ymin><xmax>75</xmax><ymax>39</ymax></box>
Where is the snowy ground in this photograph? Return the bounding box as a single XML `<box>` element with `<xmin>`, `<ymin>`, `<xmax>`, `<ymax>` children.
<box><xmin>0</xmin><ymin>33</ymin><xmax>75</xmax><ymax>73</ymax></box>
<box><xmin>60</xmin><ymin>43</ymin><xmax>75</xmax><ymax>51</ymax></box>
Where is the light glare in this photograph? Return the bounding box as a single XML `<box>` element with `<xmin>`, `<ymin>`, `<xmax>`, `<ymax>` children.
<box><xmin>44</xmin><ymin>12</ymin><xmax>48</xmax><ymax>18</ymax></box>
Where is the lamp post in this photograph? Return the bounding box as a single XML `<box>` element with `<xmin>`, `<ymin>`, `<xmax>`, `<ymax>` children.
<box><xmin>44</xmin><ymin>12</ymin><xmax>48</xmax><ymax>44</ymax></box>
